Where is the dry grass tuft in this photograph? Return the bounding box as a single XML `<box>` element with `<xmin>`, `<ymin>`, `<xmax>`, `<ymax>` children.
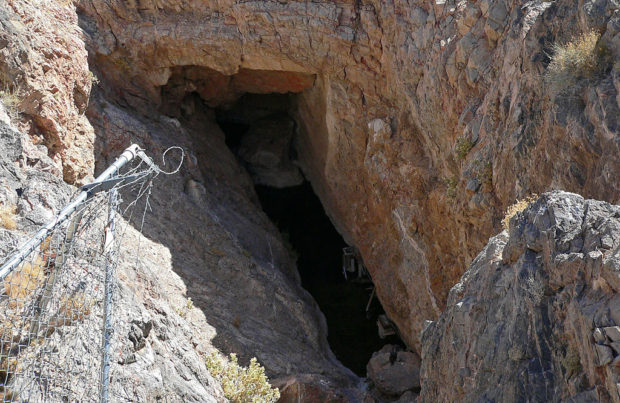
<box><xmin>0</xmin><ymin>205</ymin><xmax>17</xmax><ymax>230</ymax></box>
<box><xmin>0</xmin><ymin>86</ymin><xmax>22</xmax><ymax>120</ymax></box>
<box><xmin>502</xmin><ymin>195</ymin><xmax>538</xmax><ymax>231</ymax></box>
<box><xmin>546</xmin><ymin>30</ymin><xmax>610</xmax><ymax>93</ymax></box>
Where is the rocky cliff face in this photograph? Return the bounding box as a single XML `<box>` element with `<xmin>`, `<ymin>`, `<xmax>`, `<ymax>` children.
<box><xmin>0</xmin><ymin>0</ymin><xmax>94</xmax><ymax>184</ymax></box>
<box><xmin>1</xmin><ymin>0</ymin><xmax>619</xmax><ymax>401</ymax></box>
<box><xmin>73</xmin><ymin>0</ymin><xmax>620</xmax><ymax>352</ymax></box>
<box><xmin>0</xmin><ymin>0</ymin><xmax>361</xmax><ymax>400</ymax></box>
<box><xmin>421</xmin><ymin>191</ymin><xmax>620</xmax><ymax>402</ymax></box>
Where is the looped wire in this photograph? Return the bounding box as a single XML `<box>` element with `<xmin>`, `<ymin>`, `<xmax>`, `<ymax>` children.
<box><xmin>158</xmin><ymin>146</ymin><xmax>184</xmax><ymax>175</ymax></box>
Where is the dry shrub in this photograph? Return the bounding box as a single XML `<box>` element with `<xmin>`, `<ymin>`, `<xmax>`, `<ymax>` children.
<box><xmin>52</xmin><ymin>294</ymin><xmax>93</xmax><ymax>326</ymax></box>
<box><xmin>4</xmin><ymin>257</ymin><xmax>46</xmax><ymax>308</ymax></box>
<box><xmin>502</xmin><ymin>195</ymin><xmax>538</xmax><ymax>230</ymax></box>
<box><xmin>206</xmin><ymin>352</ymin><xmax>280</xmax><ymax>403</ymax></box>
<box><xmin>0</xmin><ymin>206</ymin><xmax>17</xmax><ymax>230</ymax></box>
<box><xmin>545</xmin><ymin>30</ymin><xmax>611</xmax><ymax>93</ymax></box>
<box><xmin>0</xmin><ymin>86</ymin><xmax>21</xmax><ymax>121</ymax></box>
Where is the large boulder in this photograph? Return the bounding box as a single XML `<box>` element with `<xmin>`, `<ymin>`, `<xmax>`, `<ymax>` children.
<box><xmin>420</xmin><ymin>191</ymin><xmax>620</xmax><ymax>402</ymax></box>
<box><xmin>367</xmin><ymin>345</ymin><xmax>421</xmax><ymax>399</ymax></box>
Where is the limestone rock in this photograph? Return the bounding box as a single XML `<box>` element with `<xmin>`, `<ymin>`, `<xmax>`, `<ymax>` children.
<box><xmin>2</xmin><ymin>0</ymin><xmax>620</xmax><ymax>400</ymax></box>
<box><xmin>0</xmin><ymin>118</ymin><xmax>226</xmax><ymax>402</ymax></box>
<box><xmin>606</xmin><ymin>327</ymin><xmax>620</xmax><ymax>342</ymax></box>
<box><xmin>596</xmin><ymin>345</ymin><xmax>614</xmax><ymax>367</ymax></box>
<box><xmin>275</xmin><ymin>374</ymin><xmax>363</xmax><ymax>403</ymax></box>
<box><xmin>85</xmin><ymin>94</ymin><xmax>361</xmax><ymax>399</ymax></box>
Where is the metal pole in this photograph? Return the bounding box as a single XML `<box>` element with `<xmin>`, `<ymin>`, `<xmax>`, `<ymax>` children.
<box><xmin>0</xmin><ymin>144</ymin><xmax>141</xmax><ymax>280</ymax></box>
<box><xmin>100</xmin><ymin>186</ymin><xmax>117</xmax><ymax>403</ymax></box>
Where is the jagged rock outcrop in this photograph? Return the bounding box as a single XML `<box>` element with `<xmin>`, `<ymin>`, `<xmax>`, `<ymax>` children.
<box><xmin>0</xmin><ymin>120</ymin><xmax>229</xmax><ymax>401</ymax></box>
<box><xmin>87</xmin><ymin>94</ymin><xmax>363</xmax><ymax>399</ymax></box>
<box><xmin>0</xmin><ymin>0</ymin><xmax>95</xmax><ymax>184</ymax></box>
<box><xmin>421</xmin><ymin>192</ymin><xmax>620</xmax><ymax>402</ymax></box>
<box><xmin>75</xmin><ymin>0</ymin><xmax>620</xmax><ymax>352</ymax></box>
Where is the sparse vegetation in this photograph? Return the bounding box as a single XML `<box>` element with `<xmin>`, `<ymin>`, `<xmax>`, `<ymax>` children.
<box><xmin>89</xmin><ymin>71</ymin><xmax>99</xmax><ymax>85</ymax></box>
<box><xmin>502</xmin><ymin>195</ymin><xmax>538</xmax><ymax>230</ymax></box>
<box><xmin>0</xmin><ymin>205</ymin><xmax>17</xmax><ymax>230</ymax></box>
<box><xmin>444</xmin><ymin>176</ymin><xmax>458</xmax><ymax>199</ymax></box>
<box><xmin>4</xmin><ymin>257</ymin><xmax>46</xmax><ymax>307</ymax></box>
<box><xmin>0</xmin><ymin>85</ymin><xmax>22</xmax><ymax>120</ymax></box>
<box><xmin>563</xmin><ymin>347</ymin><xmax>583</xmax><ymax>379</ymax></box>
<box><xmin>455</xmin><ymin>137</ymin><xmax>474</xmax><ymax>160</ymax></box>
<box><xmin>205</xmin><ymin>352</ymin><xmax>280</xmax><ymax>403</ymax></box>
<box><xmin>54</xmin><ymin>295</ymin><xmax>93</xmax><ymax>326</ymax></box>
<box><xmin>176</xmin><ymin>297</ymin><xmax>194</xmax><ymax>318</ymax></box>
<box><xmin>475</xmin><ymin>161</ymin><xmax>493</xmax><ymax>186</ymax></box>
<box><xmin>545</xmin><ymin>30</ymin><xmax>611</xmax><ymax>94</ymax></box>
<box><xmin>209</xmin><ymin>247</ymin><xmax>226</xmax><ymax>257</ymax></box>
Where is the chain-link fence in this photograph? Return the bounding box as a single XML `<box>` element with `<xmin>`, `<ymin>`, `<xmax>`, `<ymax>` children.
<box><xmin>0</xmin><ymin>145</ymin><xmax>174</xmax><ymax>402</ymax></box>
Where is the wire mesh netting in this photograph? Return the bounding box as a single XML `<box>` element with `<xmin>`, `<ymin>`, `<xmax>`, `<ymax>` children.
<box><xmin>0</xmin><ymin>145</ymin><xmax>174</xmax><ymax>402</ymax></box>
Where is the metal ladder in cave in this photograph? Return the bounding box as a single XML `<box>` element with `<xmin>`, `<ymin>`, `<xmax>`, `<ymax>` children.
<box><xmin>341</xmin><ymin>246</ymin><xmax>397</xmax><ymax>338</ymax></box>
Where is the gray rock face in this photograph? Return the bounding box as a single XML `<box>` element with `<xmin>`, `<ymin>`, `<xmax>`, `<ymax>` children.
<box><xmin>420</xmin><ymin>191</ymin><xmax>620</xmax><ymax>402</ymax></box>
<box><xmin>86</xmin><ymin>93</ymin><xmax>363</xmax><ymax>400</ymax></box>
<box><xmin>0</xmin><ymin>122</ymin><xmax>226</xmax><ymax>401</ymax></box>
<box><xmin>74</xmin><ymin>0</ymin><xmax>620</xmax><ymax>355</ymax></box>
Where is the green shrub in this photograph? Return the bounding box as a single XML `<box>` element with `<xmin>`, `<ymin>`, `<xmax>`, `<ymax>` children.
<box><xmin>545</xmin><ymin>30</ymin><xmax>611</xmax><ymax>93</ymax></box>
<box><xmin>475</xmin><ymin>161</ymin><xmax>493</xmax><ymax>186</ymax></box>
<box><xmin>563</xmin><ymin>348</ymin><xmax>582</xmax><ymax>378</ymax></box>
<box><xmin>175</xmin><ymin>297</ymin><xmax>194</xmax><ymax>318</ymax></box>
<box><xmin>444</xmin><ymin>176</ymin><xmax>458</xmax><ymax>199</ymax></box>
<box><xmin>455</xmin><ymin>137</ymin><xmax>474</xmax><ymax>160</ymax></box>
<box><xmin>205</xmin><ymin>353</ymin><xmax>280</xmax><ymax>403</ymax></box>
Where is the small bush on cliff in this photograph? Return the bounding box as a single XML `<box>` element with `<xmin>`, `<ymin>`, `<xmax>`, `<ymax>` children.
<box><xmin>545</xmin><ymin>30</ymin><xmax>611</xmax><ymax>93</ymax></box>
<box><xmin>502</xmin><ymin>195</ymin><xmax>537</xmax><ymax>230</ymax></box>
<box><xmin>455</xmin><ymin>137</ymin><xmax>474</xmax><ymax>160</ymax></box>
<box><xmin>0</xmin><ymin>205</ymin><xmax>17</xmax><ymax>230</ymax></box>
<box><xmin>0</xmin><ymin>86</ymin><xmax>21</xmax><ymax>120</ymax></box>
<box><xmin>205</xmin><ymin>352</ymin><xmax>280</xmax><ymax>403</ymax></box>
<box><xmin>443</xmin><ymin>176</ymin><xmax>458</xmax><ymax>199</ymax></box>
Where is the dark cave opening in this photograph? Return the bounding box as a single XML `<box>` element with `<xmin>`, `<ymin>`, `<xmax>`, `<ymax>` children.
<box><xmin>215</xmin><ymin>94</ymin><xmax>403</xmax><ymax>377</ymax></box>
<box><xmin>254</xmin><ymin>183</ymin><xmax>402</xmax><ymax>376</ymax></box>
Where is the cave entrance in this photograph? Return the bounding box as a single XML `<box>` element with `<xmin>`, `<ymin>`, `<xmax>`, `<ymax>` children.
<box><xmin>214</xmin><ymin>93</ymin><xmax>402</xmax><ymax>376</ymax></box>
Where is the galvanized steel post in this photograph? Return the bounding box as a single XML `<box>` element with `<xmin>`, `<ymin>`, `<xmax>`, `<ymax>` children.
<box><xmin>100</xmin><ymin>186</ymin><xmax>118</xmax><ymax>403</ymax></box>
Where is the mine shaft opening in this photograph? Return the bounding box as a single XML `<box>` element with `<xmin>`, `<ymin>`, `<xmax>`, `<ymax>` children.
<box><xmin>214</xmin><ymin>92</ymin><xmax>403</xmax><ymax>376</ymax></box>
